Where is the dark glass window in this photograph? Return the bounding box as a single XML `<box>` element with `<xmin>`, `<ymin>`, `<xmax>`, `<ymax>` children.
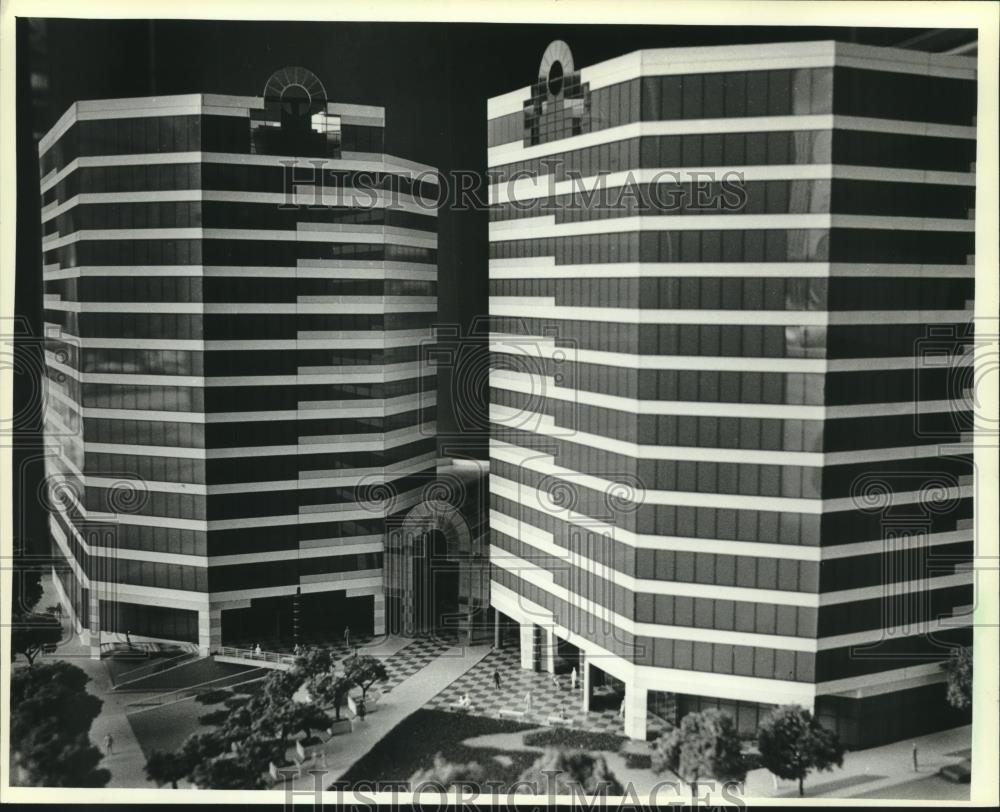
<box><xmin>833</xmin><ymin>67</ymin><xmax>976</xmax><ymax>126</ymax></box>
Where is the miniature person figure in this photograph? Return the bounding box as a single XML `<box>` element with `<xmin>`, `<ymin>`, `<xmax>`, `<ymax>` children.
<box><xmin>912</xmin><ymin>742</ymin><xmax>919</xmax><ymax>772</ymax></box>
<box><xmin>618</xmin><ymin>696</ymin><xmax>626</xmax><ymax>719</ymax></box>
<box><xmin>253</xmin><ymin>643</ymin><xmax>262</xmax><ymax>657</ymax></box>
<box><xmin>525</xmin><ymin>690</ymin><xmax>532</xmax><ymax>709</ymax></box>
<box><xmin>570</xmin><ymin>666</ymin><xmax>578</xmax><ymax>691</ymax></box>
<box><xmin>125</xmin><ymin>630</ymin><xmax>132</xmax><ymax>649</ymax></box>
<box><xmin>344</xmin><ymin>626</ymin><xmax>351</xmax><ymax>649</ymax></box>
<box><xmin>104</xmin><ymin>734</ymin><xmax>114</xmax><ymax>755</ymax></box>
<box><xmin>493</xmin><ymin>668</ymin><xmax>502</xmax><ymax>690</ymax></box>
<box><xmin>551</xmin><ymin>672</ymin><xmax>560</xmax><ymax>691</ymax></box>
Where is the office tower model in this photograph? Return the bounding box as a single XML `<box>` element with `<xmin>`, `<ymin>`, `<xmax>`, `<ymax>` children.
<box><xmin>40</xmin><ymin>66</ymin><xmax>438</xmax><ymax>657</ymax></box>
<box><xmin>487</xmin><ymin>40</ymin><xmax>975</xmax><ymax>746</ymax></box>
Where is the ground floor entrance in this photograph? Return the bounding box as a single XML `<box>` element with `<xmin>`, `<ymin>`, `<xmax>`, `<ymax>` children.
<box><xmin>221</xmin><ymin>591</ymin><xmax>374</xmax><ymax>650</ymax></box>
<box><xmin>384</xmin><ymin>528</ymin><xmax>492</xmax><ymax>642</ymax></box>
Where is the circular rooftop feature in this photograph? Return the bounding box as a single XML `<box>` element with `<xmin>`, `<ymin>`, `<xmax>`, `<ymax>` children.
<box><xmin>262</xmin><ymin>66</ymin><xmax>328</xmax><ymax>116</ymax></box>
<box><xmin>539</xmin><ymin>40</ymin><xmax>574</xmax><ymax>99</ymax></box>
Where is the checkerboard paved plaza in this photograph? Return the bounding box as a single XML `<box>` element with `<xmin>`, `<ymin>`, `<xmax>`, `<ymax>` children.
<box><xmin>425</xmin><ymin>646</ymin><xmax>669</xmax><ymax>738</ymax></box>
<box><xmin>378</xmin><ymin>636</ymin><xmax>456</xmax><ymax>695</ymax></box>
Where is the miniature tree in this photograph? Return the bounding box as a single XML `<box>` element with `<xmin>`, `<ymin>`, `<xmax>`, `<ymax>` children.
<box><xmin>11</xmin><ymin>613</ymin><xmax>63</xmax><ymax>665</ymax></box>
<box><xmin>943</xmin><ymin>645</ymin><xmax>972</xmax><ymax>710</ymax></box>
<box><xmin>651</xmin><ymin>709</ymin><xmax>746</xmax><ymax>797</ymax></box>
<box><xmin>144</xmin><ymin>750</ymin><xmax>190</xmax><ymax>789</ymax></box>
<box><xmin>344</xmin><ymin>653</ymin><xmax>388</xmax><ymax>704</ymax></box>
<box><xmin>756</xmin><ymin>705</ymin><xmax>844</xmax><ymax>797</ymax></box>
<box><xmin>308</xmin><ymin>671</ymin><xmax>354</xmax><ymax>720</ymax></box>
<box><xmin>189</xmin><ymin>755</ymin><xmax>266</xmax><ymax>790</ymax></box>
<box><xmin>294</xmin><ymin>646</ymin><xmax>338</xmax><ymax>679</ymax></box>
<box><xmin>10</xmin><ymin>661</ymin><xmax>110</xmax><ymax>787</ymax></box>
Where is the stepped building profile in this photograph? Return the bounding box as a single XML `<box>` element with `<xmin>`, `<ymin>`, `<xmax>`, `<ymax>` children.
<box><xmin>487</xmin><ymin>40</ymin><xmax>976</xmax><ymax>747</ymax></box>
<box><xmin>40</xmin><ymin>67</ymin><xmax>439</xmax><ymax>657</ymax></box>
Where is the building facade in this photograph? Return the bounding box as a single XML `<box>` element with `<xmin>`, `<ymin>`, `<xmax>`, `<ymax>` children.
<box><xmin>487</xmin><ymin>40</ymin><xmax>975</xmax><ymax>747</ymax></box>
<box><xmin>40</xmin><ymin>67</ymin><xmax>438</xmax><ymax>657</ymax></box>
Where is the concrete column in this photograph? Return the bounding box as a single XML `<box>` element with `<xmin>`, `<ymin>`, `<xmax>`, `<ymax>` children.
<box><xmin>545</xmin><ymin>628</ymin><xmax>556</xmax><ymax>673</ymax></box>
<box><xmin>519</xmin><ymin>622</ymin><xmax>534</xmax><ymax>671</ymax></box>
<box><xmin>493</xmin><ymin>610</ymin><xmax>500</xmax><ymax>648</ymax></box>
<box><xmin>372</xmin><ymin>592</ymin><xmax>386</xmax><ymax>637</ymax></box>
<box><xmin>50</xmin><ymin>566</ymin><xmax>82</xmax><ymax>640</ymax></box>
<box><xmin>200</xmin><ymin>606</ymin><xmax>222</xmax><ymax>657</ymax></box>
<box><xmin>87</xmin><ymin>590</ymin><xmax>101</xmax><ymax>660</ymax></box>
<box><xmin>581</xmin><ymin>653</ymin><xmax>592</xmax><ymax>712</ymax></box>
<box><xmin>624</xmin><ymin>685</ymin><xmax>648</xmax><ymax>741</ymax></box>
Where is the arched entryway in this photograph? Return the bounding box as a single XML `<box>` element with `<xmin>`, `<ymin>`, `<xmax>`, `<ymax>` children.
<box><xmin>384</xmin><ymin>498</ymin><xmax>491</xmax><ymax>641</ymax></box>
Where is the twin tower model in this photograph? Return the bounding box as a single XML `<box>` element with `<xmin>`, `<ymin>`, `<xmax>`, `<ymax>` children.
<box><xmin>41</xmin><ymin>41</ymin><xmax>976</xmax><ymax>747</ymax></box>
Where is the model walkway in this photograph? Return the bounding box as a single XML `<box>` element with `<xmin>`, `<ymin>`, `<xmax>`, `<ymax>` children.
<box><xmin>286</xmin><ymin>641</ymin><xmax>494</xmax><ymax>791</ymax></box>
<box><xmin>743</xmin><ymin>723</ymin><xmax>972</xmax><ymax>800</ymax></box>
<box><xmin>40</xmin><ymin>635</ymin><xmax>159</xmax><ymax>788</ymax></box>
<box><xmin>23</xmin><ymin>576</ymin><xmax>159</xmax><ymax>788</ymax></box>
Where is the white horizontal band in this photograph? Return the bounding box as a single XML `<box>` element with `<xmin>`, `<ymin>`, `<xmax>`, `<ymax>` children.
<box><xmin>42</xmin><ymin>262</ymin><xmax>438</xmax><ymax>282</ymax></box>
<box><xmin>48</xmin><ymin>355</ymin><xmax>433</xmax><ymax>385</ymax></box>
<box><xmin>82</xmin><ymin>423</ymin><xmax>435</xmax><ymax>460</ymax></box>
<box><xmin>40</xmin><ymin>151</ymin><xmax>439</xmax><ymax>197</ymax></box>
<box><xmin>71</xmin><ymin>331</ymin><xmax>433</xmax><ymax>351</ymax></box>
<box><xmin>490</xmin><ymin>546</ymin><xmax>969</xmax><ymax>649</ymax></box>
<box><xmin>77</xmin><ymin>395</ymin><xmax>434</xmax><ymax>425</ymax></box>
<box><xmin>489</xmin><ymin>337</ymin><xmax>974</xmax><ymax>374</ymax></box>
<box><xmin>487</xmin><ymin>213</ymin><xmax>972</xmax><ymax>238</ymax></box>
<box><xmin>42</xmin><ymin>189</ymin><xmax>437</xmax><ymax>224</ymax></box>
<box><xmin>489</xmin><ymin>166</ymin><xmax>974</xmax><ymax>206</ymax></box>
<box><xmin>492</xmin><ymin>583</ymin><xmax>964</xmax><ymax>706</ymax></box>
<box><xmin>45</xmin><ymin>299</ymin><xmax>436</xmax><ymax>315</ymax></box>
<box><xmin>489</xmin><ymin>260</ymin><xmax>974</xmax><ymax>279</ymax></box>
<box><xmin>490</xmin><ymin>405</ymin><xmax>963</xmax><ymax>467</ymax></box>
<box><xmin>489</xmin><ymin>439</ymin><xmax>971</xmax><ymax>514</ymax></box>
<box><xmin>490</xmin><ymin>369</ymin><xmax>964</xmax><ymax>419</ymax></box>
<box><xmin>489</xmin><ymin>302</ymin><xmax>971</xmax><ymax>325</ymax></box>
<box><xmin>42</xmin><ymin>223</ymin><xmax>437</xmax><ymax>252</ymax></box>
<box><xmin>489</xmin><ymin>501</ymin><xmax>971</xmax><ymax>564</ymax></box>
<box><xmin>78</xmin><ymin>454</ymin><xmax>436</xmax><ymax>497</ymax></box>
<box><xmin>489</xmin><ymin>113</ymin><xmax>975</xmax><ymax>165</ymax></box>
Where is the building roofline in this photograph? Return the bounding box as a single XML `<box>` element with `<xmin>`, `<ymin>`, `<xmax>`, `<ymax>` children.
<box><xmin>38</xmin><ymin>94</ymin><xmax>387</xmax><ymax>155</ymax></box>
<box><xmin>487</xmin><ymin>39</ymin><xmax>977</xmax><ymax>119</ymax></box>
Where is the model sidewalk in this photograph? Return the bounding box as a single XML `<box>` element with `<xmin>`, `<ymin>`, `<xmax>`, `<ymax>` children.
<box><xmin>32</xmin><ymin>635</ymin><xmax>158</xmax><ymax>789</ymax></box>
<box><xmin>286</xmin><ymin>641</ymin><xmax>494</xmax><ymax>792</ymax></box>
<box><xmin>743</xmin><ymin>724</ymin><xmax>972</xmax><ymax>800</ymax></box>
<box><xmin>25</xmin><ymin>577</ymin><xmax>158</xmax><ymax>789</ymax></box>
